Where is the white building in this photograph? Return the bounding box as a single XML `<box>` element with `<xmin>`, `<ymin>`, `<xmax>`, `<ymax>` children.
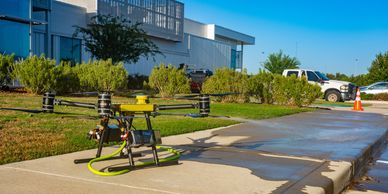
<box><xmin>0</xmin><ymin>0</ymin><xmax>255</xmax><ymax>75</ymax></box>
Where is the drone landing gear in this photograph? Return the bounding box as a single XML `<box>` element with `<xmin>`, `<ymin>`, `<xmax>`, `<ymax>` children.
<box><xmin>75</xmin><ymin>112</ymin><xmax>180</xmax><ymax>176</ymax></box>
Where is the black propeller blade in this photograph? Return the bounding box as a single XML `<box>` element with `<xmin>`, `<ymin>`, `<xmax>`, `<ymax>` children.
<box><xmin>0</xmin><ymin>107</ymin><xmax>98</xmax><ymax>119</ymax></box>
<box><xmin>152</xmin><ymin>112</ymin><xmax>229</xmax><ymax>119</ymax></box>
<box><xmin>173</xmin><ymin>92</ymin><xmax>239</xmax><ymax>100</ymax></box>
<box><xmin>0</xmin><ymin>107</ymin><xmax>43</xmax><ymax>113</ymax></box>
<box><xmin>70</xmin><ymin>92</ymin><xmax>100</xmax><ymax>97</ymax></box>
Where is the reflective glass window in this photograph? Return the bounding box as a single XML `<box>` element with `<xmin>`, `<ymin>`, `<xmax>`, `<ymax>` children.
<box><xmin>60</xmin><ymin>36</ymin><xmax>81</xmax><ymax>65</ymax></box>
<box><xmin>287</xmin><ymin>71</ymin><xmax>299</xmax><ymax>77</ymax></box>
<box><xmin>307</xmin><ymin>71</ymin><xmax>319</xmax><ymax>82</ymax></box>
<box><xmin>0</xmin><ymin>21</ymin><xmax>29</xmax><ymax>57</ymax></box>
<box><xmin>0</xmin><ymin>0</ymin><xmax>30</xmax><ymax>57</ymax></box>
<box><xmin>0</xmin><ymin>0</ymin><xmax>29</xmax><ymax>18</ymax></box>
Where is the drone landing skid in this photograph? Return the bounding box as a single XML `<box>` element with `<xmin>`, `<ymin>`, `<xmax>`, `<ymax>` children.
<box><xmin>74</xmin><ymin>110</ymin><xmax>162</xmax><ymax>173</ymax></box>
<box><xmin>107</xmin><ymin>160</ymin><xmax>179</xmax><ymax>172</ymax></box>
<box><xmin>73</xmin><ymin>153</ymin><xmax>142</xmax><ymax>164</ymax></box>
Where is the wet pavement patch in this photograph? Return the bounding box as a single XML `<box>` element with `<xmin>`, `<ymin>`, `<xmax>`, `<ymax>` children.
<box><xmin>214</xmin><ymin>110</ymin><xmax>388</xmax><ymax>161</ymax></box>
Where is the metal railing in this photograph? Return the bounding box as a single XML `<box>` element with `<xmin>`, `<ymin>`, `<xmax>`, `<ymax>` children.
<box><xmin>98</xmin><ymin>0</ymin><xmax>184</xmax><ymax>41</ymax></box>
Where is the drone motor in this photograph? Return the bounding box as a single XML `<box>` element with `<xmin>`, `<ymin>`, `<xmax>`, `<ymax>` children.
<box><xmin>98</xmin><ymin>92</ymin><xmax>111</xmax><ymax>118</ymax></box>
<box><xmin>42</xmin><ymin>92</ymin><xmax>55</xmax><ymax>113</ymax></box>
<box><xmin>199</xmin><ymin>95</ymin><xmax>210</xmax><ymax>117</ymax></box>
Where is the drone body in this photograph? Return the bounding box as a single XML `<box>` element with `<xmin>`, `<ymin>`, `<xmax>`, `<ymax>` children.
<box><xmin>2</xmin><ymin>91</ymin><xmax>231</xmax><ymax>176</ymax></box>
<box><xmin>40</xmin><ymin>92</ymin><xmax>215</xmax><ymax>175</ymax></box>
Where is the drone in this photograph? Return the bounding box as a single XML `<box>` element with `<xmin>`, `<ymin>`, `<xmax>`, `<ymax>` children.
<box><xmin>6</xmin><ymin>91</ymin><xmax>230</xmax><ymax>176</ymax></box>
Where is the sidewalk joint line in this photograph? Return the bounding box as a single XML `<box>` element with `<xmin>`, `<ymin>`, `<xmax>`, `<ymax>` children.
<box><xmin>1</xmin><ymin>166</ymin><xmax>181</xmax><ymax>194</ymax></box>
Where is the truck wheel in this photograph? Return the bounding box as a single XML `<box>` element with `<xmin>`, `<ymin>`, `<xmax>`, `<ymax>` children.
<box><xmin>325</xmin><ymin>90</ymin><xmax>341</xmax><ymax>102</ymax></box>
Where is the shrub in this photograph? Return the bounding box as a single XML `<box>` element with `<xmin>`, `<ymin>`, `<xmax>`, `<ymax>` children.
<box><xmin>74</xmin><ymin>59</ymin><xmax>128</xmax><ymax>92</ymax></box>
<box><xmin>360</xmin><ymin>93</ymin><xmax>374</xmax><ymax>100</ymax></box>
<box><xmin>248</xmin><ymin>70</ymin><xmax>274</xmax><ymax>104</ymax></box>
<box><xmin>361</xmin><ymin>93</ymin><xmax>388</xmax><ymax>101</ymax></box>
<box><xmin>373</xmin><ymin>93</ymin><xmax>388</xmax><ymax>101</ymax></box>
<box><xmin>128</xmin><ymin>74</ymin><xmax>148</xmax><ymax>90</ymax></box>
<box><xmin>202</xmin><ymin>68</ymin><xmax>249</xmax><ymax>103</ymax></box>
<box><xmin>0</xmin><ymin>54</ymin><xmax>14</xmax><ymax>85</ymax></box>
<box><xmin>148</xmin><ymin>64</ymin><xmax>190</xmax><ymax>97</ymax></box>
<box><xmin>12</xmin><ymin>55</ymin><xmax>57</xmax><ymax>94</ymax></box>
<box><xmin>273</xmin><ymin>75</ymin><xmax>322</xmax><ymax>107</ymax></box>
<box><xmin>55</xmin><ymin>62</ymin><xmax>80</xmax><ymax>94</ymax></box>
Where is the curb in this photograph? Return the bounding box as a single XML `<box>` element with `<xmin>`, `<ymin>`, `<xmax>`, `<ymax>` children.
<box><xmin>351</xmin><ymin>129</ymin><xmax>388</xmax><ymax>179</ymax></box>
<box><xmin>284</xmin><ymin>129</ymin><xmax>388</xmax><ymax>194</ymax></box>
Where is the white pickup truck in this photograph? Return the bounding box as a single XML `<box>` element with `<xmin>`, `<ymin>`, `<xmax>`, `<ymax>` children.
<box><xmin>282</xmin><ymin>69</ymin><xmax>357</xmax><ymax>102</ymax></box>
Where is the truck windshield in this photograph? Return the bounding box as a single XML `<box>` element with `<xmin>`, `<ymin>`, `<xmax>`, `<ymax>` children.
<box><xmin>314</xmin><ymin>71</ymin><xmax>330</xmax><ymax>81</ymax></box>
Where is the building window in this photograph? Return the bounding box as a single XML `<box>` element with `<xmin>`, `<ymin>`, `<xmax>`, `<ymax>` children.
<box><xmin>98</xmin><ymin>0</ymin><xmax>184</xmax><ymax>41</ymax></box>
<box><xmin>0</xmin><ymin>0</ymin><xmax>30</xmax><ymax>57</ymax></box>
<box><xmin>59</xmin><ymin>36</ymin><xmax>81</xmax><ymax>65</ymax></box>
<box><xmin>230</xmin><ymin>49</ymin><xmax>237</xmax><ymax>69</ymax></box>
<box><xmin>0</xmin><ymin>0</ymin><xmax>29</xmax><ymax>18</ymax></box>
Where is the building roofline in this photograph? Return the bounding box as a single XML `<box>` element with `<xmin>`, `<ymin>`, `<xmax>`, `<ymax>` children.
<box><xmin>184</xmin><ymin>18</ymin><xmax>255</xmax><ymax>45</ymax></box>
<box><xmin>215</xmin><ymin>25</ymin><xmax>255</xmax><ymax>45</ymax></box>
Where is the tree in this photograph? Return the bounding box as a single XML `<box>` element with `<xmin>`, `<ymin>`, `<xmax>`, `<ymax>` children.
<box><xmin>368</xmin><ymin>52</ymin><xmax>388</xmax><ymax>83</ymax></box>
<box><xmin>74</xmin><ymin>15</ymin><xmax>160</xmax><ymax>64</ymax></box>
<box><xmin>326</xmin><ymin>72</ymin><xmax>349</xmax><ymax>81</ymax></box>
<box><xmin>263</xmin><ymin>51</ymin><xmax>300</xmax><ymax>74</ymax></box>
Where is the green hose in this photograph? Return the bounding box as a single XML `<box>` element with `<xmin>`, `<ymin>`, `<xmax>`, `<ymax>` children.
<box><xmin>87</xmin><ymin>141</ymin><xmax>181</xmax><ymax>176</ymax></box>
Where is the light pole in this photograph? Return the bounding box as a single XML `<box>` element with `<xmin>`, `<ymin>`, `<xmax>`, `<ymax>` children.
<box><xmin>354</xmin><ymin>58</ymin><xmax>359</xmax><ymax>75</ymax></box>
<box><xmin>259</xmin><ymin>51</ymin><xmax>265</xmax><ymax>70</ymax></box>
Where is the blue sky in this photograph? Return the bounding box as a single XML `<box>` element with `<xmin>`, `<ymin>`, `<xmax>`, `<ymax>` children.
<box><xmin>181</xmin><ymin>0</ymin><xmax>388</xmax><ymax>75</ymax></box>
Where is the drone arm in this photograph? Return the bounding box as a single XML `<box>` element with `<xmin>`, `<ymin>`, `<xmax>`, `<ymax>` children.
<box><xmin>54</xmin><ymin>99</ymin><xmax>96</xmax><ymax>109</ymax></box>
<box><xmin>156</xmin><ymin>103</ymin><xmax>197</xmax><ymax>110</ymax></box>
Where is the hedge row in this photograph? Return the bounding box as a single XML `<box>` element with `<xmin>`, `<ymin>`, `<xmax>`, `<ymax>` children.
<box><xmin>200</xmin><ymin>68</ymin><xmax>322</xmax><ymax>107</ymax></box>
<box><xmin>361</xmin><ymin>93</ymin><xmax>388</xmax><ymax>101</ymax></box>
<box><xmin>12</xmin><ymin>55</ymin><xmax>127</xmax><ymax>94</ymax></box>
<box><xmin>6</xmin><ymin>54</ymin><xmax>325</xmax><ymax>106</ymax></box>
<box><xmin>148</xmin><ymin>64</ymin><xmax>190</xmax><ymax>98</ymax></box>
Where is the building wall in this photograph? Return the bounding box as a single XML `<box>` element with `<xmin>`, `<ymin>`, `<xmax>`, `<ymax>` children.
<box><xmin>51</xmin><ymin>1</ymin><xmax>87</xmax><ymax>36</ymax></box>
<box><xmin>1</xmin><ymin>0</ymin><xmax>250</xmax><ymax>75</ymax></box>
<box><xmin>184</xmin><ymin>19</ymin><xmax>211</xmax><ymax>39</ymax></box>
<box><xmin>125</xmin><ymin>33</ymin><xmax>231</xmax><ymax>75</ymax></box>
<box><xmin>188</xmin><ymin>34</ymin><xmax>231</xmax><ymax>70</ymax></box>
<box><xmin>50</xmin><ymin>1</ymin><xmax>90</xmax><ymax>62</ymax></box>
<box><xmin>56</xmin><ymin>0</ymin><xmax>97</xmax><ymax>13</ymax></box>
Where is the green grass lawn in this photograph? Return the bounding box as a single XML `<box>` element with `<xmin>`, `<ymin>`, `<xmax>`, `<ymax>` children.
<box><xmin>0</xmin><ymin>92</ymin><xmax>312</xmax><ymax>164</ymax></box>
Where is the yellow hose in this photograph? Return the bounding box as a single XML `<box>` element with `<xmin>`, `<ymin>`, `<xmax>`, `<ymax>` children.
<box><xmin>87</xmin><ymin>141</ymin><xmax>180</xmax><ymax>176</ymax></box>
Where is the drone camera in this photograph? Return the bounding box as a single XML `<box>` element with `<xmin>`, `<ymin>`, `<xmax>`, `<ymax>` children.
<box><xmin>87</xmin><ymin>124</ymin><xmax>123</xmax><ymax>143</ymax></box>
<box><xmin>127</xmin><ymin>130</ymin><xmax>162</xmax><ymax>147</ymax></box>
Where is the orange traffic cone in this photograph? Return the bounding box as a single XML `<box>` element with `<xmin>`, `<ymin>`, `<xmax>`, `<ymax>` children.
<box><xmin>352</xmin><ymin>88</ymin><xmax>363</xmax><ymax>111</ymax></box>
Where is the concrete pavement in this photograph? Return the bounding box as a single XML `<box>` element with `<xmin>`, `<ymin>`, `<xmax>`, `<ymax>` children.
<box><xmin>1</xmin><ymin>110</ymin><xmax>387</xmax><ymax>194</ymax></box>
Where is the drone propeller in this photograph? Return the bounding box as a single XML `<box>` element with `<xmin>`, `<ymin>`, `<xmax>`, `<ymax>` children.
<box><xmin>173</xmin><ymin>92</ymin><xmax>239</xmax><ymax>99</ymax></box>
<box><xmin>152</xmin><ymin>112</ymin><xmax>229</xmax><ymax>119</ymax></box>
<box><xmin>206</xmin><ymin>92</ymin><xmax>240</xmax><ymax>97</ymax></box>
<box><xmin>0</xmin><ymin>107</ymin><xmax>99</xmax><ymax>120</ymax></box>
<box><xmin>70</xmin><ymin>91</ymin><xmax>100</xmax><ymax>97</ymax></box>
<box><xmin>0</xmin><ymin>107</ymin><xmax>43</xmax><ymax>114</ymax></box>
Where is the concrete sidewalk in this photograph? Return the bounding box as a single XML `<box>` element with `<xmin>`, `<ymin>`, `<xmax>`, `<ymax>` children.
<box><xmin>1</xmin><ymin>110</ymin><xmax>387</xmax><ymax>194</ymax></box>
